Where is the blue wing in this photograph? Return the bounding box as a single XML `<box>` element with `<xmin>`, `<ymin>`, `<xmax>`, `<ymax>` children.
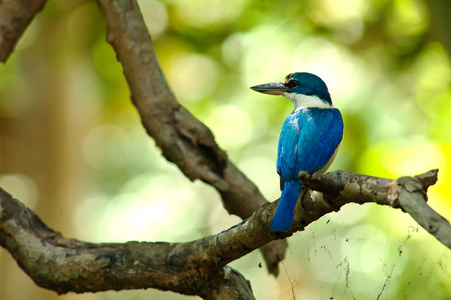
<box><xmin>277</xmin><ymin>107</ymin><xmax>343</xmax><ymax>182</ymax></box>
<box><xmin>271</xmin><ymin>108</ymin><xmax>343</xmax><ymax>231</ymax></box>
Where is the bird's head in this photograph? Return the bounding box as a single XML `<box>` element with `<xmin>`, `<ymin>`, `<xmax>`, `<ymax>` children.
<box><xmin>250</xmin><ymin>72</ymin><xmax>332</xmax><ymax>109</ymax></box>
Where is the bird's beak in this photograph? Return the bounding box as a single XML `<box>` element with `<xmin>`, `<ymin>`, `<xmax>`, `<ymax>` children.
<box><xmin>250</xmin><ymin>81</ymin><xmax>289</xmax><ymax>95</ymax></box>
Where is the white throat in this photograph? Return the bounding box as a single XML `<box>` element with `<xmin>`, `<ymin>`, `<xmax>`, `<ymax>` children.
<box><xmin>284</xmin><ymin>92</ymin><xmax>333</xmax><ymax>111</ymax></box>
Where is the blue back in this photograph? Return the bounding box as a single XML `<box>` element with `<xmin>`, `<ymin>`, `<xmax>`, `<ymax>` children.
<box><xmin>277</xmin><ymin>107</ymin><xmax>343</xmax><ymax>182</ymax></box>
<box><xmin>250</xmin><ymin>72</ymin><xmax>344</xmax><ymax>231</ymax></box>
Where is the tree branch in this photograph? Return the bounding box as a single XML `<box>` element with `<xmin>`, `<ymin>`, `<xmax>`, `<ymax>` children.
<box><xmin>95</xmin><ymin>0</ymin><xmax>286</xmax><ymax>275</ymax></box>
<box><xmin>298</xmin><ymin>169</ymin><xmax>451</xmax><ymax>248</ymax></box>
<box><xmin>1</xmin><ymin>1</ymin><xmax>449</xmax><ymax>298</ymax></box>
<box><xmin>0</xmin><ymin>0</ymin><xmax>47</xmax><ymax>62</ymax></box>
<box><xmin>0</xmin><ymin>169</ymin><xmax>444</xmax><ymax>298</ymax></box>
<box><xmin>0</xmin><ymin>188</ymin><xmax>255</xmax><ymax>299</ymax></box>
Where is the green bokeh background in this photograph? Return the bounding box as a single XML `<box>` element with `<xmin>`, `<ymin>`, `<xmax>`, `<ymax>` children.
<box><xmin>1</xmin><ymin>0</ymin><xmax>450</xmax><ymax>299</ymax></box>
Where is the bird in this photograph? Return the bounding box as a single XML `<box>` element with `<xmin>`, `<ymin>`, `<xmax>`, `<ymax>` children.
<box><xmin>250</xmin><ymin>72</ymin><xmax>343</xmax><ymax>232</ymax></box>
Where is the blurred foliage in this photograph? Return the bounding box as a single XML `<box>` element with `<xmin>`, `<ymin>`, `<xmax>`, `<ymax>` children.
<box><xmin>0</xmin><ymin>0</ymin><xmax>450</xmax><ymax>299</ymax></box>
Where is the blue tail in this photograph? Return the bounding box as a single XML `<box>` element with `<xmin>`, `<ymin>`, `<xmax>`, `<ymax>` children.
<box><xmin>270</xmin><ymin>180</ymin><xmax>302</xmax><ymax>232</ymax></box>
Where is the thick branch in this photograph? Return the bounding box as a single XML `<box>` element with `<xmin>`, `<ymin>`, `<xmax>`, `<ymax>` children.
<box><xmin>95</xmin><ymin>0</ymin><xmax>286</xmax><ymax>275</ymax></box>
<box><xmin>0</xmin><ymin>0</ymin><xmax>47</xmax><ymax>62</ymax></box>
<box><xmin>0</xmin><ymin>169</ymin><xmax>444</xmax><ymax>298</ymax></box>
<box><xmin>0</xmin><ymin>188</ymin><xmax>255</xmax><ymax>299</ymax></box>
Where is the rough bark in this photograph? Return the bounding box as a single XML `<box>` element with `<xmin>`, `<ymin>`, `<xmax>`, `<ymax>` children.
<box><xmin>95</xmin><ymin>0</ymin><xmax>286</xmax><ymax>275</ymax></box>
<box><xmin>1</xmin><ymin>0</ymin><xmax>450</xmax><ymax>299</ymax></box>
<box><xmin>298</xmin><ymin>169</ymin><xmax>451</xmax><ymax>249</ymax></box>
<box><xmin>0</xmin><ymin>170</ymin><xmax>445</xmax><ymax>299</ymax></box>
<box><xmin>0</xmin><ymin>0</ymin><xmax>47</xmax><ymax>61</ymax></box>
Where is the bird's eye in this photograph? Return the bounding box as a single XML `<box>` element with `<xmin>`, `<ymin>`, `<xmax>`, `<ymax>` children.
<box><xmin>286</xmin><ymin>79</ymin><xmax>299</xmax><ymax>89</ymax></box>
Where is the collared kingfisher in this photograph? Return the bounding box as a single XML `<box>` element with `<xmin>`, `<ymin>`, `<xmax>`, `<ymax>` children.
<box><xmin>251</xmin><ymin>72</ymin><xmax>343</xmax><ymax>232</ymax></box>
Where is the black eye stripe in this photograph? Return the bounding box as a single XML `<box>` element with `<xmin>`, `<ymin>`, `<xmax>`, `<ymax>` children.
<box><xmin>286</xmin><ymin>79</ymin><xmax>299</xmax><ymax>89</ymax></box>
